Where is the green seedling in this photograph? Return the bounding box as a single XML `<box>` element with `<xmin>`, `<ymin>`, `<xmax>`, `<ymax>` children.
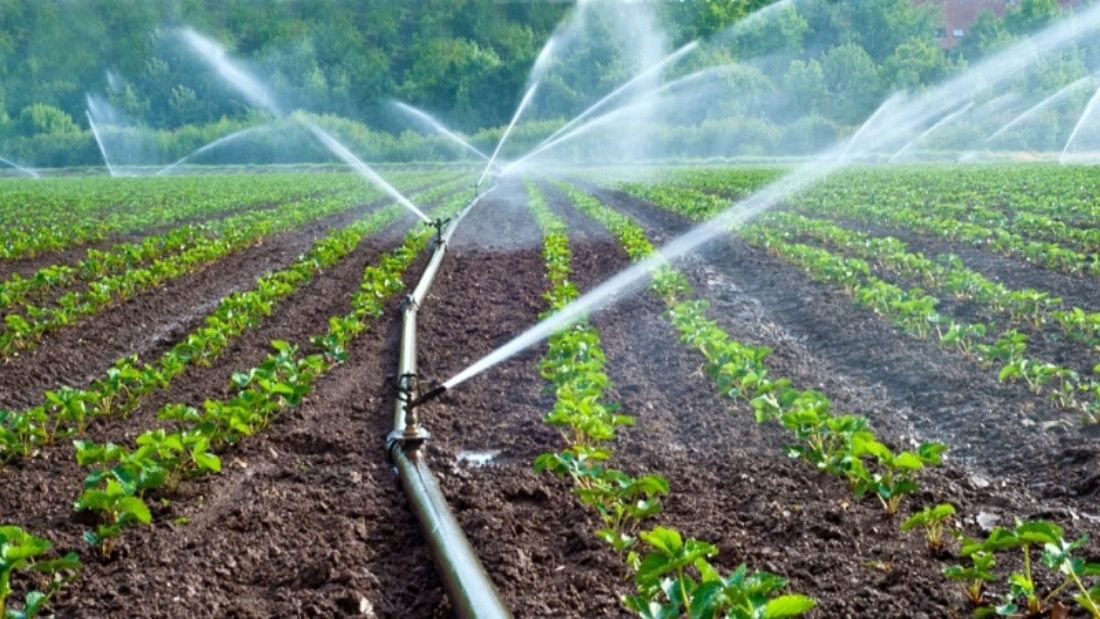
<box><xmin>901</xmin><ymin>503</ymin><xmax>956</xmax><ymax>551</ymax></box>
<box><xmin>944</xmin><ymin>548</ymin><xmax>997</xmax><ymax>606</ymax></box>
<box><xmin>624</xmin><ymin>527</ymin><xmax>816</xmax><ymax>619</ymax></box>
<box><xmin>849</xmin><ymin>438</ymin><xmax>947</xmax><ymax>516</ymax></box>
<box><xmin>0</xmin><ymin>526</ymin><xmax>82</xmax><ymax>618</ymax></box>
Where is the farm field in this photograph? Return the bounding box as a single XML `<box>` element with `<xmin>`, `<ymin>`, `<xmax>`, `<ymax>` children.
<box><xmin>3</xmin><ymin>164</ymin><xmax>1100</xmax><ymax>617</ymax></box>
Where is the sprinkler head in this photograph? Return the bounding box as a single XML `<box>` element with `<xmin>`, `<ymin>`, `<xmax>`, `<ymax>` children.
<box><xmin>386</xmin><ymin>374</ymin><xmax>446</xmax><ymax>455</ymax></box>
<box><xmin>408</xmin><ymin>382</ymin><xmax>447</xmax><ymax>409</ymax></box>
<box><xmin>427</xmin><ymin>217</ymin><xmax>450</xmax><ymax>247</ymax></box>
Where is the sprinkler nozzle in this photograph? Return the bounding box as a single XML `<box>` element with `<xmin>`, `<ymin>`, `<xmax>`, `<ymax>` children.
<box><xmin>386</xmin><ymin>375</ymin><xmax>446</xmax><ymax>455</ymax></box>
<box><xmin>427</xmin><ymin>217</ymin><xmax>450</xmax><ymax>247</ymax></box>
<box><xmin>408</xmin><ymin>382</ymin><xmax>447</xmax><ymax>409</ymax></box>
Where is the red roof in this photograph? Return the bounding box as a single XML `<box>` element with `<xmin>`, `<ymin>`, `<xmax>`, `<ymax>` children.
<box><xmin>913</xmin><ymin>0</ymin><xmax>1082</xmax><ymax>49</ymax></box>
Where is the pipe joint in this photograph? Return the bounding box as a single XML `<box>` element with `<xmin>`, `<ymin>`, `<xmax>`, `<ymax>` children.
<box><xmin>387</xmin><ymin>373</ymin><xmax>446</xmax><ymax>457</ymax></box>
<box><xmin>399</xmin><ymin>294</ymin><xmax>419</xmax><ymax>313</ymax></box>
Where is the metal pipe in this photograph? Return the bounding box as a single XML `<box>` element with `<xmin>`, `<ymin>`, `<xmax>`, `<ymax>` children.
<box><xmin>388</xmin><ymin>185</ymin><xmax>511</xmax><ymax>619</ymax></box>
<box><xmin>393</xmin><ymin>447</ymin><xmax>511</xmax><ymax>619</ymax></box>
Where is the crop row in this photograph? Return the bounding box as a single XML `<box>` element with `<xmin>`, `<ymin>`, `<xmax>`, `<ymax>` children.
<box><xmin>557</xmin><ymin>181</ymin><xmax>947</xmax><ymax>515</ymax></box>
<box><xmin>619</xmin><ymin>164</ymin><xmax>1100</xmax><ymax>224</ymax></box>
<box><xmin>0</xmin><ymin>185</ymin><xmax>475</xmax><ymax>617</ymax></box>
<box><xmin>753</xmin><ymin>213</ymin><xmax>1100</xmax><ymax>399</ymax></box>
<box><xmin>0</xmin><ymin>170</ymin><xmax>458</xmax><ymax>313</ymax></box>
<box><xmin>526</xmin><ymin>180</ymin><xmax>815</xmax><ymax>618</ymax></box>
<box><xmin>801</xmin><ymin>165</ymin><xmax>1100</xmax><ymax>224</ymax></box>
<box><xmin>0</xmin><ymin>188</ymin><xmax>383</xmax><ymax>360</ymax></box>
<box><xmin>0</xmin><ymin>172</ymin><xmax>433</xmax><ymax>261</ymax></box>
<box><xmin>612</xmin><ymin>166</ymin><xmax>1100</xmax><ymax>275</ymax></box>
<box><xmin>757</xmin><ymin>213</ymin><xmax>1078</xmax><ymax>335</ymax></box>
<box><xmin>0</xmin><ymin>175</ymin><xmax>471</xmax><ymax>467</ymax></box>
<box><xmin>616</xmin><ymin>171</ymin><xmax>1100</xmax><ymax>419</ymax></box>
<box><xmin>741</xmin><ymin>224</ymin><xmax>1099</xmax><ymax>420</ymax></box>
<box><xmin>609</xmin><ymin>171</ymin><xmax>1100</xmax><ymax>417</ymax></box>
<box><xmin>576</xmin><ymin>177</ymin><xmax>1100</xmax><ymax>616</ymax></box>
<box><xmin>792</xmin><ymin>193</ymin><xmax>1100</xmax><ymax>277</ymax></box>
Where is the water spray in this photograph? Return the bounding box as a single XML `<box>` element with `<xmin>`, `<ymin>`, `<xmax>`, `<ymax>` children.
<box><xmin>391</xmin><ymin>101</ymin><xmax>493</xmax><ymax>162</ymax></box>
<box><xmin>529</xmin><ymin>40</ymin><xmax>699</xmax><ymax>156</ymax></box>
<box><xmin>85</xmin><ymin>110</ymin><xmax>117</xmax><ymax>177</ymax></box>
<box><xmin>502</xmin><ymin>67</ymin><xmax>728</xmax><ymax>174</ymax></box>
<box><xmin>986</xmin><ymin>76</ymin><xmax>1094</xmax><ymax>144</ymax></box>
<box><xmin>0</xmin><ymin>156</ymin><xmax>39</xmax><ymax>179</ymax></box>
<box><xmin>299</xmin><ymin>116</ymin><xmax>432</xmax><ymax>223</ymax></box>
<box><xmin>157</xmin><ymin>124</ymin><xmax>269</xmax><ymax>175</ymax></box>
<box><xmin>888</xmin><ymin>101</ymin><xmax>975</xmax><ymax>164</ymax></box>
<box><xmin>179</xmin><ymin>28</ymin><xmax>282</xmax><ymax>118</ymax></box>
<box><xmin>478</xmin><ymin>83</ymin><xmax>539</xmax><ymax>188</ymax></box>
<box><xmin>1060</xmin><ymin>83</ymin><xmax>1100</xmax><ymax>164</ymax></box>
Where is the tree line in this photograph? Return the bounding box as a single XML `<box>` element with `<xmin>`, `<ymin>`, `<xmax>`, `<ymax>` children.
<box><xmin>0</xmin><ymin>0</ymin><xmax>1092</xmax><ymax>167</ymax></box>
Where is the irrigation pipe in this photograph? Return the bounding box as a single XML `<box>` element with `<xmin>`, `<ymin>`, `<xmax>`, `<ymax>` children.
<box><xmin>386</xmin><ymin>184</ymin><xmax>511</xmax><ymax>619</ymax></box>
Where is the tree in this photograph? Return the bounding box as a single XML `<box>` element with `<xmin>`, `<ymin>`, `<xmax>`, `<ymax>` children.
<box><xmin>661</xmin><ymin>0</ymin><xmax>777</xmax><ymax>45</ymax></box>
<box><xmin>17</xmin><ymin>103</ymin><xmax>79</xmax><ymax>135</ymax></box>
<box><xmin>956</xmin><ymin>10</ymin><xmax>1013</xmax><ymax>61</ymax></box>
<box><xmin>840</xmin><ymin>0</ymin><xmax>942</xmax><ymax>63</ymax></box>
<box><xmin>1003</xmin><ymin>0</ymin><xmax>1062</xmax><ymax>37</ymax></box>
<box><xmin>820</xmin><ymin>43</ymin><xmax>882</xmax><ymax>125</ymax></box>
<box><xmin>729</xmin><ymin>4</ymin><xmax>810</xmax><ymax>60</ymax></box>
<box><xmin>881</xmin><ymin>37</ymin><xmax>957</xmax><ymax>92</ymax></box>
<box><xmin>783</xmin><ymin>58</ymin><xmax>826</xmax><ymax>117</ymax></box>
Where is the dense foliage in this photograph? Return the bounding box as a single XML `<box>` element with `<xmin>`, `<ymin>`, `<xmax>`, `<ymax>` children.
<box><xmin>0</xmin><ymin>0</ymin><xmax>1093</xmax><ymax>166</ymax></box>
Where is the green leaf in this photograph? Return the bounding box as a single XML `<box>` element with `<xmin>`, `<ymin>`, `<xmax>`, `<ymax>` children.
<box><xmin>689</xmin><ymin>581</ymin><xmax>724</xmax><ymax>619</ymax></box>
<box><xmin>891</xmin><ymin>452</ymin><xmax>924</xmax><ymax>470</ymax></box>
<box><xmin>1014</xmin><ymin>521</ymin><xmax>1063</xmax><ymax>546</ymax></box>
<box><xmin>764</xmin><ymin>594</ymin><xmax>818</xmax><ymax>618</ymax></box>
<box><xmin>193</xmin><ymin>451</ymin><xmax>221</xmax><ymax>472</ymax></box>
<box><xmin>931</xmin><ymin>503</ymin><xmax>956</xmax><ymax>519</ymax></box>
<box><xmin>635</xmin><ymin>551</ymin><xmax>674</xmax><ymax>585</ymax></box>
<box><xmin>641</xmin><ymin>527</ymin><xmax>683</xmax><ymax>557</ymax></box>
<box><xmin>116</xmin><ymin>497</ymin><xmax>152</xmax><ymax>524</ymax></box>
<box><xmin>901</xmin><ymin>511</ymin><xmax>926</xmax><ymax>531</ymax></box>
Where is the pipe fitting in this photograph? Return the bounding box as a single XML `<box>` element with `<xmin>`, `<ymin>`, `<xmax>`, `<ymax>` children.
<box><xmin>387</xmin><ymin>374</ymin><xmax>446</xmax><ymax>456</ymax></box>
<box><xmin>427</xmin><ymin>217</ymin><xmax>451</xmax><ymax>248</ymax></box>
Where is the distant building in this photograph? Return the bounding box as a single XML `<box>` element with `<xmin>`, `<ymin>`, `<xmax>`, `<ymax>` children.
<box><xmin>913</xmin><ymin>0</ymin><xmax>1082</xmax><ymax>49</ymax></box>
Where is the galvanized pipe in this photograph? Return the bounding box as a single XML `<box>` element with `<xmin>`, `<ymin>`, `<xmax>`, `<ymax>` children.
<box><xmin>388</xmin><ymin>185</ymin><xmax>511</xmax><ymax>619</ymax></box>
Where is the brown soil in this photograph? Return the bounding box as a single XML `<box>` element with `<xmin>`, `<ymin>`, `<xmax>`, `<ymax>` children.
<box><xmin>3</xmin><ymin>175</ymin><xmax>1100</xmax><ymax>619</ymax></box>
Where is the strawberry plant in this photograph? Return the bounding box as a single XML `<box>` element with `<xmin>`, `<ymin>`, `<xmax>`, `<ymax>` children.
<box><xmin>944</xmin><ymin>548</ymin><xmax>998</xmax><ymax>607</ymax></box>
<box><xmin>0</xmin><ymin>526</ymin><xmax>82</xmax><ymax>618</ymax></box>
<box><xmin>74</xmin><ymin>477</ymin><xmax>152</xmax><ymax>558</ymax></box>
<box><xmin>848</xmin><ymin>439</ymin><xmax>947</xmax><ymax>516</ymax></box>
<box><xmin>955</xmin><ymin>520</ymin><xmax>1100</xmax><ymax>617</ymax></box>
<box><xmin>902</xmin><ymin>503</ymin><xmax>956</xmax><ymax>552</ymax></box>
<box><xmin>624</xmin><ymin>527</ymin><xmax>815</xmax><ymax>619</ymax></box>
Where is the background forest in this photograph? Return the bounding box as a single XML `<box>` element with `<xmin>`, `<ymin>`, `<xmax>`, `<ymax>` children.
<box><xmin>0</xmin><ymin>0</ymin><xmax>1092</xmax><ymax>167</ymax></box>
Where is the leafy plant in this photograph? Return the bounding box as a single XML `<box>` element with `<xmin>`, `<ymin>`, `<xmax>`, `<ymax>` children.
<box><xmin>848</xmin><ymin>439</ymin><xmax>947</xmax><ymax>516</ymax></box>
<box><xmin>901</xmin><ymin>503</ymin><xmax>956</xmax><ymax>551</ymax></box>
<box><xmin>624</xmin><ymin>527</ymin><xmax>816</xmax><ymax>619</ymax></box>
<box><xmin>944</xmin><ymin>549</ymin><xmax>997</xmax><ymax>607</ymax></box>
<box><xmin>959</xmin><ymin>520</ymin><xmax>1100</xmax><ymax>617</ymax></box>
<box><xmin>0</xmin><ymin>526</ymin><xmax>81</xmax><ymax>618</ymax></box>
